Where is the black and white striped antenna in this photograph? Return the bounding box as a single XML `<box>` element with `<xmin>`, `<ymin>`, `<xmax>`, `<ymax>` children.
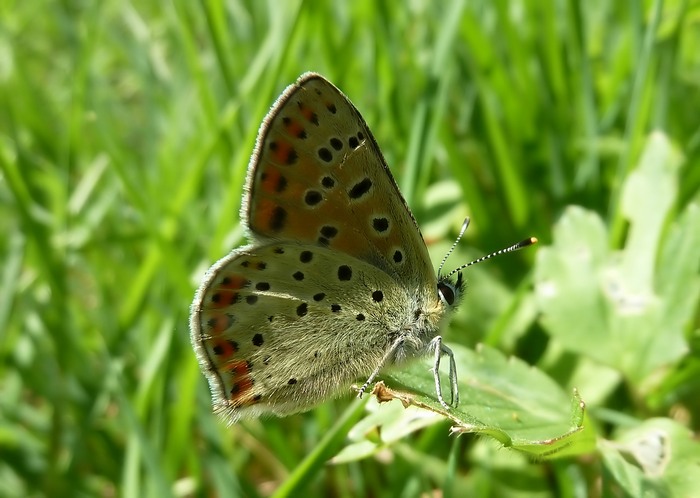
<box><xmin>438</xmin><ymin>217</ymin><xmax>537</xmax><ymax>279</ymax></box>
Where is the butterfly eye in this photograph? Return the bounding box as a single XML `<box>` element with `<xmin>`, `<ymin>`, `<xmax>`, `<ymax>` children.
<box><xmin>437</xmin><ymin>282</ymin><xmax>456</xmax><ymax>306</ymax></box>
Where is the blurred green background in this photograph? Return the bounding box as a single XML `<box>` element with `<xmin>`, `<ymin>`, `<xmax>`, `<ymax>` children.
<box><xmin>1</xmin><ymin>0</ymin><xmax>699</xmax><ymax>496</ymax></box>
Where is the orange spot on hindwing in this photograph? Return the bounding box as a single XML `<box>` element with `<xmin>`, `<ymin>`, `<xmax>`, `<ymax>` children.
<box><xmin>299</xmin><ymin>106</ymin><xmax>318</xmax><ymax>125</ymax></box>
<box><xmin>220</xmin><ymin>275</ymin><xmax>249</xmax><ymax>290</ymax></box>
<box><xmin>283</xmin><ymin>118</ymin><xmax>305</xmax><ymax>139</ymax></box>
<box><xmin>207</xmin><ymin>314</ymin><xmax>234</xmax><ymax>335</ymax></box>
<box><xmin>228</xmin><ymin>360</ymin><xmax>255</xmax><ymax>405</ymax></box>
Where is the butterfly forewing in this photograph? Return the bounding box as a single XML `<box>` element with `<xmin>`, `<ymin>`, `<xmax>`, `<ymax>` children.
<box><xmin>243</xmin><ymin>73</ymin><xmax>435</xmax><ymax>289</ymax></box>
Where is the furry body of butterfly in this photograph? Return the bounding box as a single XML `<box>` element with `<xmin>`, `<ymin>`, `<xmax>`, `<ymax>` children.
<box><xmin>190</xmin><ymin>73</ymin><xmax>463</xmax><ymax>423</ymax></box>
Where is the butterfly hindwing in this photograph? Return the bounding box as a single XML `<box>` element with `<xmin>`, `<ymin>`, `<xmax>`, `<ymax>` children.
<box><xmin>191</xmin><ymin>242</ymin><xmax>423</xmax><ymax>418</ymax></box>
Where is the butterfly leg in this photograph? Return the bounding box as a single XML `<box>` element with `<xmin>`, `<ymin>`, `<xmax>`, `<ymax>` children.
<box><xmin>357</xmin><ymin>336</ymin><xmax>405</xmax><ymax>399</ymax></box>
<box><xmin>445</xmin><ymin>343</ymin><xmax>460</xmax><ymax>408</ymax></box>
<box><xmin>429</xmin><ymin>336</ymin><xmax>460</xmax><ymax>409</ymax></box>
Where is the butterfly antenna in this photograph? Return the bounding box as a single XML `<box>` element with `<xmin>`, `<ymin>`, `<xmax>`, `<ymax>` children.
<box><xmin>444</xmin><ymin>237</ymin><xmax>538</xmax><ymax>279</ymax></box>
<box><xmin>437</xmin><ymin>218</ymin><xmax>470</xmax><ymax>278</ymax></box>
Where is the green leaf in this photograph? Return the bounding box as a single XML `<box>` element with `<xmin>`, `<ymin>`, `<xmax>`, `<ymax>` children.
<box><xmin>534</xmin><ymin>132</ymin><xmax>696</xmax><ymax>387</ymax></box>
<box><xmin>341</xmin><ymin>344</ymin><xmax>595</xmax><ymax>460</ymax></box>
<box><xmin>331</xmin><ymin>398</ymin><xmax>445</xmax><ymax>464</ymax></box>
<box><xmin>600</xmin><ymin>418</ymin><xmax>700</xmax><ymax>497</ymax></box>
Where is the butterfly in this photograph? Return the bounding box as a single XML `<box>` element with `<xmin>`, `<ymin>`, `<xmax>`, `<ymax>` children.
<box><xmin>190</xmin><ymin>73</ymin><xmax>534</xmax><ymax>423</ymax></box>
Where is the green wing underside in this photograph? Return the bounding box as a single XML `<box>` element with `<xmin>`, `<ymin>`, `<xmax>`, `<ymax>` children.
<box><xmin>192</xmin><ymin>242</ymin><xmax>429</xmax><ymax>415</ymax></box>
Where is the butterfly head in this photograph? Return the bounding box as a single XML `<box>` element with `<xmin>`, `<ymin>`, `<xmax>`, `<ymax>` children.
<box><xmin>437</xmin><ymin>272</ymin><xmax>464</xmax><ymax>308</ymax></box>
